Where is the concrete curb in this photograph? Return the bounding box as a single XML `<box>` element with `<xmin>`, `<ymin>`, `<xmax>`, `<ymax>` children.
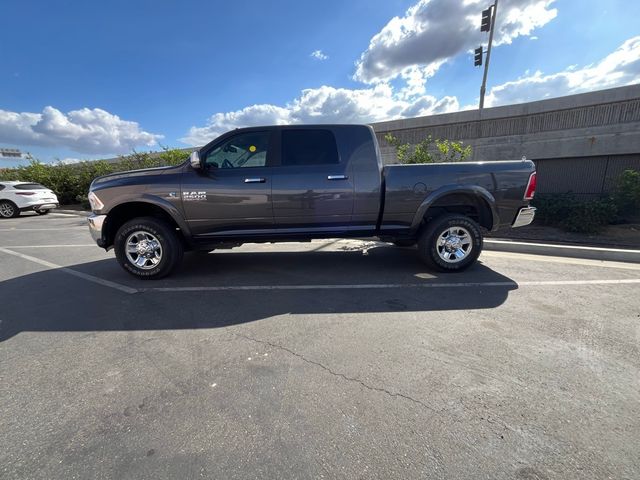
<box><xmin>485</xmin><ymin>239</ymin><xmax>640</xmax><ymax>264</ymax></box>
<box><xmin>53</xmin><ymin>209</ymin><xmax>91</xmax><ymax>217</ymax></box>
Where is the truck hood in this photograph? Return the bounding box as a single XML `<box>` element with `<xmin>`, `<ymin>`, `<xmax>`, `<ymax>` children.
<box><xmin>91</xmin><ymin>164</ymin><xmax>182</xmax><ymax>188</ymax></box>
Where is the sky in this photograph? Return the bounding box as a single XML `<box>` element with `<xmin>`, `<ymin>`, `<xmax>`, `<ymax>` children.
<box><xmin>1</xmin><ymin>0</ymin><xmax>639</xmax><ymax>166</ymax></box>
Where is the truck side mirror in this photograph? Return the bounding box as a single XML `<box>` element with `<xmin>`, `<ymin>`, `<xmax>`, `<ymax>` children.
<box><xmin>189</xmin><ymin>151</ymin><xmax>201</xmax><ymax>169</ymax></box>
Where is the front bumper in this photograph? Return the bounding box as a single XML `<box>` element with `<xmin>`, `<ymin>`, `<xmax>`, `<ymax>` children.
<box><xmin>512</xmin><ymin>206</ymin><xmax>536</xmax><ymax>228</ymax></box>
<box><xmin>88</xmin><ymin>214</ymin><xmax>107</xmax><ymax>246</ymax></box>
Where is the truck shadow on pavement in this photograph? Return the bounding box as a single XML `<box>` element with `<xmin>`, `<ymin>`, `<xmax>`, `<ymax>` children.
<box><xmin>0</xmin><ymin>245</ymin><xmax>517</xmax><ymax>341</ymax></box>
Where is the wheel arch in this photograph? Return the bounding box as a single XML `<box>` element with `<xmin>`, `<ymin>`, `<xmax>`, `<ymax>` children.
<box><xmin>410</xmin><ymin>185</ymin><xmax>499</xmax><ymax>233</ymax></box>
<box><xmin>0</xmin><ymin>198</ymin><xmax>18</xmax><ymax>207</ymax></box>
<box><xmin>103</xmin><ymin>198</ymin><xmax>191</xmax><ymax>249</ymax></box>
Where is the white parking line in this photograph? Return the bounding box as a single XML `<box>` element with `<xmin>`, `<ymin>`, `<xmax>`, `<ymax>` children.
<box><xmin>5</xmin><ymin>244</ymin><xmax>96</xmax><ymax>248</ymax></box>
<box><xmin>0</xmin><ymin>227</ymin><xmax>86</xmax><ymax>232</ymax></box>
<box><xmin>142</xmin><ymin>278</ymin><xmax>640</xmax><ymax>292</ymax></box>
<box><xmin>0</xmin><ymin>247</ymin><xmax>137</xmax><ymax>294</ymax></box>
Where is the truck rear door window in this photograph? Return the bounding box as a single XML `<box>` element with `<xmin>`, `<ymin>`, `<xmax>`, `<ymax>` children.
<box><xmin>281</xmin><ymin>130</ymin><xmax>339</xmax><ymax>166</ymax></box>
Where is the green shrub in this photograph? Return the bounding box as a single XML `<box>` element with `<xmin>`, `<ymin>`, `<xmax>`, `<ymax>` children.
<box><xmin>0</xmin><ymin>148</ymin><xmax>188</xmax><ymax>206</ymax></box>
<box><xmin>384</xmin><ymin>134</ymin><xmax>472</xmax><ymax>164</ymax></box>
<box><xmin>533</xmin><ymin>195</ymin><xmax>617</xmax><ymax>233</ymax></box>
<box><xmin>531</xmin><ymin>169</ymin><xmax>639</xmax><ymax>233</ymax></box>
<box><xmin>611</xmin><ymin>169</ymin><xmax>640</xmax><ymax>220</ymax></box>
<box><xmin>531</xmin><ymin>194</ymin><xmax>572</xmax><ymax>226</ymax></box>
<box><xmin>76</xmin><ymin>194</ymin><xmax>90</xmax><ymax>210</ymax></box>
<box><xmin>558</xmin><ymin>199</ymin><xmax>617</xmax><ymax>233</ymax></box>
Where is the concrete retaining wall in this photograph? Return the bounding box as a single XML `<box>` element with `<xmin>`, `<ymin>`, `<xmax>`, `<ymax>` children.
<box><xmin>371</xmin><ymin>85</ymin><xmax>640</xmax><ymax>196</ymax></box>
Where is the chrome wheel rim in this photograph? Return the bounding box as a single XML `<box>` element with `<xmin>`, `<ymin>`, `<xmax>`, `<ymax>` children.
<box><xmin>436</xmin><ymin>226</ymin><xmax>473</xmax><ymax>263</ymax></box>
<box><xmin>0</xmin><ymin>203</ymin><xmax>14</xmax><ymax>217</ymax></box>
<box><xmin>125</xmin><ymin>231</ymin><xmax>163</xmax><ymax>270</ymax></box>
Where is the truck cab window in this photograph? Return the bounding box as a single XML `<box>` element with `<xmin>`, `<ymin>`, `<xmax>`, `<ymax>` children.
<box><xmin>205</xmin><ymin>131</ymin><xmax>270</xmax><ymax>169</ymax></box>
<box><xmin>281</xmin><ymin>130</ymin><xmax>339</xmax><ymax>166</ymax></box>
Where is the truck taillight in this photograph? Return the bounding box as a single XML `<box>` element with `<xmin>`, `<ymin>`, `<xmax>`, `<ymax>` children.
<box><xmin>524</xmin><ymin>172</ymin><xmax>536</xmax><ymax>200</ymax></box>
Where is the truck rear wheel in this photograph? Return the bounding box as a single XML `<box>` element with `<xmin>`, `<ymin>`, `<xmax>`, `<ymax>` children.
<box><xmin>114</xmin><ymin>217</ymin><xmax>183</xmax><ymax>279</ymax></box>
<box><xmin>418</xmin><ymin>214</ymin><xmax>482</xmax><ymax>272</ymax></box>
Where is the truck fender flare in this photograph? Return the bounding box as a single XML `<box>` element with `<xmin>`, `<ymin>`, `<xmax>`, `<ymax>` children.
<box><xmin>410</xmin><ymin>184</ymin><xmax>499</xmax><ymax>232</ymax></box>
<box><xmin>139</xmin><ymin>194</ymin><xmax>192</xmax><ymax>237</ymax></box>
<box><xmin>105</xmin><ymin>194</ymin><xmax>192</xmax><ymax>238</ymax></box>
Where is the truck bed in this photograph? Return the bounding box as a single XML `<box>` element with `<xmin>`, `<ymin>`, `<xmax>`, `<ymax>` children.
<box><xmin>380</xmin><ymin>160</ymin><xmax>536</xmax><ymax>232</ymax></box>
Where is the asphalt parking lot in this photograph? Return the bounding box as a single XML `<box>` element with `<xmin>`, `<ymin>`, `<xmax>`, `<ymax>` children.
<box><xmin>1</xmin><ymin>213</ymin><xmax>639</xmax><ymax>479</ymax></box>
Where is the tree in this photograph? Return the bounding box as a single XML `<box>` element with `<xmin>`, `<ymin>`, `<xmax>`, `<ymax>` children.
<box><xmin>384</xmin><ymin>133</ymin><xmax>472</xmax><ymax>164</ymax></box>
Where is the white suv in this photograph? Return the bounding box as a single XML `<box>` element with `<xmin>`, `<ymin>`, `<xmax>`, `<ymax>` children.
<box><xmin>0</xmin><ymin>181</ymin><xmax>59</xmax><ymax>218</ymax></box>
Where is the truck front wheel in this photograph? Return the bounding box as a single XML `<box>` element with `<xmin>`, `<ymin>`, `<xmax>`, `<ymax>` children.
<box><xmin>114</xmin><ymin>217</ymin><xmax>183</xmax><ymax>279</ymax></box>
<box><xmin>418</xmin><ymin>214</ymin><xmax>483</xmax><ymax>272</ymax></box>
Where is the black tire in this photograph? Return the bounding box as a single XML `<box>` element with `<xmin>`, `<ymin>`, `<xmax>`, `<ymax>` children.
<box><xmin>36</xmin><ymin>209</ymin><xmax>50</xmax><ymax>215</ymax></box>
<box><xmin>392</xmin><ymin>239</ymin><xmax>416</xmax><ymax>247</ymax></box>
<box><xmin>114</xmin><ymin>216</ymin><xmax>183</xmax><ymax>279</ymax></box>
<box><xmin>0</xmin><ymin>200</ymin><xmax>19</xmax><ymax>218</ymax></box>
<box><xmin>417</xmin><ymin>214</ymin><xmax>483</xmax><ymax>272</ymax></box>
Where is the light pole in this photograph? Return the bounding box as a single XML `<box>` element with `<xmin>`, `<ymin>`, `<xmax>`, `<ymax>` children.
<box><xmin>477</xmin><ymin>0</ymin><xmax>498</xmax><ymax>110</ymax></box>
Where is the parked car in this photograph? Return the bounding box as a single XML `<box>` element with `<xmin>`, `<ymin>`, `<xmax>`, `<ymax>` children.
<box><xmin>87</xmin><ymin>124</ymin><xmax>536</xmax><ymax>278</ymax></box>
<box><xmin>0</xmin><ymin>181</ymin><xmax>59</xmax><ymax>218</ymax></box>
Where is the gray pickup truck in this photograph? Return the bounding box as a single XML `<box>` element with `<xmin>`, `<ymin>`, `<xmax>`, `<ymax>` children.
<box><xmin>88</xmin><ymin>124</ymin><xmax>536</xmax><ymax>278</ymax></box>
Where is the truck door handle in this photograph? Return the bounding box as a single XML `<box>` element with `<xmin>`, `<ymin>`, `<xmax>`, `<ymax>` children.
<box><xmin>327</xmin><ymin>175</ymin><xmax>348</xmax><ymax>180</ymax></box>
<box><xmin>244</xmin><ymin>177</ymin><xmax>266</xmax><ymax>183</ymax></box>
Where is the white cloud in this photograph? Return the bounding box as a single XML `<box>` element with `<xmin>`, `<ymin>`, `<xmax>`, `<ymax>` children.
<box><xmin>310</xmin><ymin>49</ymin><xmax>329</xmax><ymax>61</ymax></box>
<box><xmin>0</xmin><ymin>106</ymin><xmax>162</xmax><ymax>154</ymax></box>
<box><xmin>181</xmin><ymin>0</ymin><xmax>638</xmax><ymax>147</ymax></box>
<box><xmin>57</xmin><ymin>157</ymin><xmax>83</xmax><ymax>165</ymax></box>
<box><xmin>183</xmin><ymin>37</ymin><xmax>640</xmax><ymax>145</ymax></box>
<box><xmin>180</xmin><ymin>84</ymin><xmax>459</xmax><ymax>145</ymax></box>
<box><xmin>182</xmin><ymin>105</ymin><xmax>290</xmax><ymax>145</ymax></box>
<box><xmin>485</xmin><ymin>36</ymin><xmax>640</xmax><ymax>106</ymax></box>
<box><xmin>354</xmin><ymin>0</ymin><xmax>557</xmax><ymax>84</ymax></box>
<box><xmin>182</xmin><ymin>33</ymin><xmax>640</xmax><ymax>146</ymax></box>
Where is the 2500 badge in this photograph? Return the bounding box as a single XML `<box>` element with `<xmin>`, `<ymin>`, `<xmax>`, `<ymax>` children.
<box><xmin>183</xmin><ymin>191</ymin><xmax>207</xmax><ymax>201</ymax></box>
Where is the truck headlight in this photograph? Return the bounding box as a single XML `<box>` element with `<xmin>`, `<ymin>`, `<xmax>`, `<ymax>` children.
<box><xmin>88</xmin><ymin>191</ymin><xmax>104</xmax><ymax>211</ymax></box>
